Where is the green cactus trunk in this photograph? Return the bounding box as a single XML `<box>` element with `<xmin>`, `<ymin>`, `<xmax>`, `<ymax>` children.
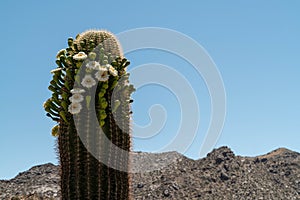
<box><xmin>44</xmin><ymin>30</ymin><xmax>134</xmax><ymax>200</ymax></box>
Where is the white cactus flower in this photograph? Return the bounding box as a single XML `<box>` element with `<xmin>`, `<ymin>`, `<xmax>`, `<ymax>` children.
<box><xmin>68</xmin><ymin>102</ymin><xmax>82</xmax><ymax>114</ymax></box>
<box><xmin>69</xmin><ymin>93</ymin><xmax>84</xmax><ymax>103</ymax></box>
<box><xmin>95</xmin><ymin>70</ymin><xmax>109</xmax><ymax>82</ymax></box>
<box><xmin>73</xmin><ymin>52</ymin><xmax>87</xmax><ymax>60</ymax></box>
<box><xmin>97</xmin><ymin>65</ymin><xmax>108</xmax><ymax>72</ymax></box>
<box><xmin>86</xmin><ymin>61</ymin><xmax>100</xmax><ymax>70</ymax></box>
<box><xmin>70</xmin><ymin>88</ymin><xmax>85</xmax><ymax>94</ymax></box>
<box><xmin>81</xmin><ymin>74</ymin><xmax>97</xmax><ymax>88</ymax></box>
<box><xmin>107</xmin><ymin>64</ymin><xmax>118</xmax><ymax>77</ymax></box>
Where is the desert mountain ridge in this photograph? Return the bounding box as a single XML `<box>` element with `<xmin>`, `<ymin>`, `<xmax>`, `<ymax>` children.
<box><xmin>1</xmin><ymin>146</ymin><xmax>299</xmax><ymax>199</ymax></box>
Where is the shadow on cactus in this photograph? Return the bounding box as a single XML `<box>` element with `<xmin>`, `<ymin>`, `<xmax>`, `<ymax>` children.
<box><xmin>44</xmin><ymin>30</ymin><xmax>135</xmax><ymax>200</ymax></box>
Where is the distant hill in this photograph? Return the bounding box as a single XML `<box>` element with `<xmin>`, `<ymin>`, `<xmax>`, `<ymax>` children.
<box><xmin>1</xmin><ymin>146</ymin><xmax>299</xmax><ymax>199</ymax></box>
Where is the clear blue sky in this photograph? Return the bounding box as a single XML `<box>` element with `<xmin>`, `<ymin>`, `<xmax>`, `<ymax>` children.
<box><xmin>0</xmin><ymin>1</ymin><xmax>299</xmax><ymax>179</ymax></box>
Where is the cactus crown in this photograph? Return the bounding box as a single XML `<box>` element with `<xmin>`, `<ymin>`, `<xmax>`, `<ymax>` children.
<box><xmin>74</xmin><ymin>30</ymin><xmax>123</xmax><ymax>58</ymax></box>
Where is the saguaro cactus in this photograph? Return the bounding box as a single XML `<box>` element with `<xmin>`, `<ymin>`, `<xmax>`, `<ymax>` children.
<box><xmin>44</xmin><ymin>30</ymin><xmax>134</xmax><ymax>200</ymax></box>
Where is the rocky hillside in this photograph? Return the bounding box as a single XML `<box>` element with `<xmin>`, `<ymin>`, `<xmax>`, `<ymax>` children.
<box><xmin>0</xmin><ymin>146</ymin><xmax>299</xmax><ymax>199</ymax></box>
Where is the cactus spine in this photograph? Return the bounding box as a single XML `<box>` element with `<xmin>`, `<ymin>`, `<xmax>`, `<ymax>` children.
<box><xmin>44</xmin><ymin>30</ymin><xmax>134</xmax><ymax>200</ymax></box>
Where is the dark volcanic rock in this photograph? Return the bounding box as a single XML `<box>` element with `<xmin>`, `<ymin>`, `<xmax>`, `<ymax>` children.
<box><xmin>0</xmin><ymin>163</ymin><xmax>60</xmax><ymax>199</ymax></box>
<box><xmin>1</xmin><ymin>147</ymin><xmax>299</xmax><ymax>199</ymax></box>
